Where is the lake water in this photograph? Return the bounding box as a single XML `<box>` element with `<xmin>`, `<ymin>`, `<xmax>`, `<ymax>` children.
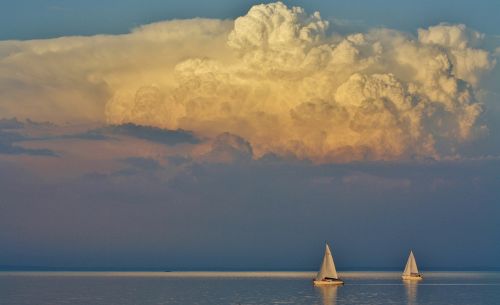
<box><xmin>1</xmin><ymin>271</ymin><xmax>500</xmax><ymax>305</ymax></box>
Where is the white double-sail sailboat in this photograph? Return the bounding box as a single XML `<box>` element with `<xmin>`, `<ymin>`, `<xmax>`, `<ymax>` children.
<box><xmin>402</xmin><ymin>250</ymin><xmax>423</xmax><ymax>280</ymax></box>
<box><xmin>314</xmin><ymin>243</ymin><xmax>344</xmax><ymax>286</ymax></box>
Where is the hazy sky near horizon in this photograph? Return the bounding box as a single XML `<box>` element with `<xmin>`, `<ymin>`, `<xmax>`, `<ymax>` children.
<box><xmin>1</xmin><ymin>1</ymin><xmax>500</xmax><ymax>270</ymax></box>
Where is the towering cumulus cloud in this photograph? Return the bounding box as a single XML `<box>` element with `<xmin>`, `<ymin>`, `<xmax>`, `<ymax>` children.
<box><xmin>0</xmin><ymin>2</ymin><xmax>495</xmax><ymax>162</ymax></box>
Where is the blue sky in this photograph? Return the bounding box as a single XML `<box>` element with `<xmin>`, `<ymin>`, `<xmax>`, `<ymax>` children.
<box><xmin>2</xmin><ymin>0</ymin><xmax>500</xmax><ymax>39</ymax></box>
<box><xmin>0</xmin><ymin>1</ymin><xmax>499</xmax><ymax>270</ymax></box>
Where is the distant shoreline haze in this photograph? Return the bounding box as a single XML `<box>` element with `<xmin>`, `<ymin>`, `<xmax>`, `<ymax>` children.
<box><xmin>1</xmin><ymin>266</ymin><xmax>499</xmax><ymax>272</ymax></box>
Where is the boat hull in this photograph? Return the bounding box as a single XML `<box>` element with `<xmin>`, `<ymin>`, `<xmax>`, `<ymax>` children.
<box><xmin>402</xmin><ymin>274</ymin><xmax>423</xmax><ymax>281</ymax></box>
<box><xmin>313</xmin><ymin>279</ymin><xmax>344</xmax><ymax>286</ymax></box>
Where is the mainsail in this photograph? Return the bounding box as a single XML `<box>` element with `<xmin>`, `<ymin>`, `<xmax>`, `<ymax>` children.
<box><xmin>316</xmin><ymin>244</ymin><xmax>338</xmax><ymax>280</ymax></box>
<box><xmin>403</xmin><ymin>251</ymin><xmax>419</xmax><ymax>275</ymax></box>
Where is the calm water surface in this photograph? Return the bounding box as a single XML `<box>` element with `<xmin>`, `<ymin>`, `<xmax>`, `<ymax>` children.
<box><xmin>1</xmin><ymin>271</ymin><xmax>500</xmax><ymax>305</ymax></box>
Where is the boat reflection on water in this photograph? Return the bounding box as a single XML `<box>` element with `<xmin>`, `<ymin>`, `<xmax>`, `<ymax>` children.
<box><xmin>404</xmin><ymin>280</ymin><xmax>419</xmax><ymax>305</ymax></box>
<box><xmin>316</xmin><ymin>285</ymin><xmax>338</xmax><ymax>305</ymax></box>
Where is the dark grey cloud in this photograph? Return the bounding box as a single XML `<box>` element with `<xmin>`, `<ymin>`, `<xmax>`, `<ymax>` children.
<box><xmin>0</xmin><ymin>117</ymin><xmax>54</xmax><ymax>129</ymax></box>
<box><xmin>94</xmin><ymin>123</ymin><xmax>200</xmax><ymax>146</ymax></box>
<box><xmin>48</xmin><ymin>123</ymin><xmax>200</xmax><ymax>144</ymax></box>
<box><xmin>0</xmin><ymin>118</ymin><xmax>24</xmax><ymax>129</ymax></box>
<box><xmin>60</xmin><ymin>130</ymin><xmax>111</xmax><ymax>141</ymax></box>
<box><xmin>0</xmin><ymin>129</ymin><xmax>57</xmax><ymax>156</ymax></box>
<box><xmin>24</xmin><ymin>123</ymin><xmax>201</xmax><ymax>145</ymax></box>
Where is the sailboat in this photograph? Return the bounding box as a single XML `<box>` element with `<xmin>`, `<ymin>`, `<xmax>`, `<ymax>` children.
<box><xmin>402</xmin><ymin>250</ymin><xmax>423</xmax><ymax>280</ymax></box>
<box><xmin>313</xmin><ymin>243</ymin><xmax>344</xmax><ymax>286</ymax></box>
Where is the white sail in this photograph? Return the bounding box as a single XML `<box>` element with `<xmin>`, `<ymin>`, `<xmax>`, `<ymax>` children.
<box><xmin>316</xmin><ymin>244</ymin><xmax>338</xmax><ymax>280</ymax></box>
<box><xmin>403</xmin><ymin>251</ymin><xmax>419</xmax><ymax>275</ymax></box>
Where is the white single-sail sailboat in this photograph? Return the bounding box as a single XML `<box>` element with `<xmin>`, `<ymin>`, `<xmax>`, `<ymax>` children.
<box><xmin>402</xmin><ymin>250</ymin><xmax>423</xmax><ymax>280</ymax></box>
<box><xmin>313</xmin><ymin>243</ymin><xmax>344</xmax><ymax>286</ymax></box>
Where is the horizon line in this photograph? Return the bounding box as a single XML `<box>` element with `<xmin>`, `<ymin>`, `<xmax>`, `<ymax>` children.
<box><xmin>1</xmin><ymin>266</ymin><xmax>499</xmax><ymax>272</ymax></box>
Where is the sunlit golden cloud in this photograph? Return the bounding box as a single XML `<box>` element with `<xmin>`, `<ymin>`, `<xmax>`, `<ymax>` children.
<box><xmin>0</xmin><ymin>2</ymin><xmax>496</xmax><ymax>162</ymax></box>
